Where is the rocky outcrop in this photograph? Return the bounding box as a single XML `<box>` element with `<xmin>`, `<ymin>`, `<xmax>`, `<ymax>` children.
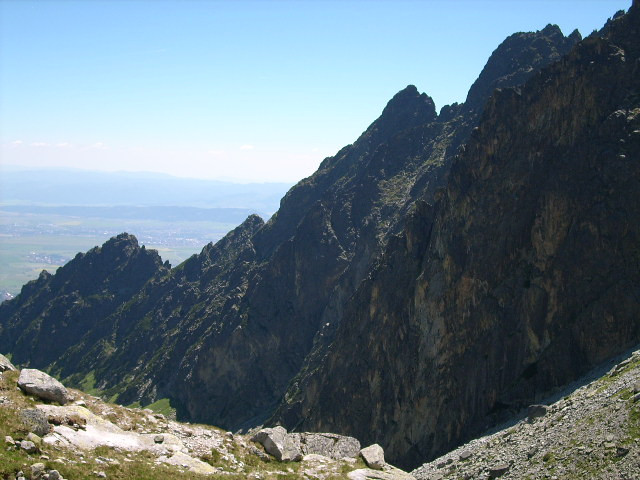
<box><xmin>18</xmin><ymin>369</ymin><xmax>70</xmax><ymax>405</ymax></box>
<box><xmin>251</xmin><ymin>426</ymin><xmax>361</xmax><ymax>461</ymax></box>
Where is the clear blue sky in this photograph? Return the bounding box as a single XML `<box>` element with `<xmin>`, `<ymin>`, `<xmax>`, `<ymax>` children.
<box><xmin>0</xmin><ymin>0</ymin><xmax>630</xmax><ymax>182</ymax></box>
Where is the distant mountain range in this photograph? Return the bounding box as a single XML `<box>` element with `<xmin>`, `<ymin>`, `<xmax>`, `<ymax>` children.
<box><xmin>1</xmin><ymin>3</ymin><xmax>638</xmax><ymax>472</ymax></box>
<box><xmin>0</xmin><ymin>168</ymin><xmax>292</xmax><ymax>214</ymax></box>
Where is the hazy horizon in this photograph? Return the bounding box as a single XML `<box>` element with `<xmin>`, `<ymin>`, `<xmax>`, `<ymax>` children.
<box><xmin>0</xmin><ymin>0</ymin><xmax>630</xmax><ymax>183</ymax></box>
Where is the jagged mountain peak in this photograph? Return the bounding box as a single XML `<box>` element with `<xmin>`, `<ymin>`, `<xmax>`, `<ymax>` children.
<box><xmin>464</xmin><ymin>23</ymin><xmax>581</xmax><ymax>112</ymax></box>
<box><xmin>358</xmin><ymin>84</ymin><xmax>437</xmax><ymax>150</ymax></box>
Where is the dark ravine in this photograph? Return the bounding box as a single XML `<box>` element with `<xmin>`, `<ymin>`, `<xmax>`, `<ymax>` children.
<box><xmin>1</xmin><ymin>3</ymin><xmax>638</xmax><ymax>473</ymax></box>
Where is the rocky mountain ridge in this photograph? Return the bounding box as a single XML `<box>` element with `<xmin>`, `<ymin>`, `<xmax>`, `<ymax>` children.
<box><xmin>1</xmin><ymin>2</ymin><xmax>637</xmax><ymax>473</ymax></box>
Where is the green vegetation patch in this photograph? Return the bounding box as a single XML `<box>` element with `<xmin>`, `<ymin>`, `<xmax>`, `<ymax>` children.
<box><xmin>144</xmin><ymin>397</ymin><xmax>176</xmax><ymax>418</ymax></box>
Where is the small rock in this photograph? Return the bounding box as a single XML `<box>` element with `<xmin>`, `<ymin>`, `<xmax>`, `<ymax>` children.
<box><xmin>48</xmin><ymin>470</ymin><xmax>62</xmax><ymax>480</ymax></box>
<box><xmin>632</xmin><ymin>382</ymin><xmax>640</xmax><ymax>394</ymax></box>
<box><xmin>74</xmin><ymin>400</ymin><xmax>87</xmax><ymax>407</ymax></box>
<box><xmin>488</xmin><ymin>464</ymin><xmax>510</xmax><ymax>478</ymax></box>
<box><xmin>526</xmin><ymin>446</ymin><xmax>538</xmax><ymax>459</ymax></box>
<box><xmin>459</xmin><ymin>449</ymin><xmax>473</xmax><ymax>461</ymax></box>
<box><xmin>27</xmin><ymin>432</ymin><xmax>42</xmax><ymax>445</ymax></box>
<box><xmin>95</xmin><ymin>472</ymin><xmax>107</xmax><ymax>478</ymax></box>
<box><xmin>154</xmin><ymin>435</ymin><xmax>165</xmax><ymax>444</ymax></box>
<box><xmin>603</xmin><ymin>442</ymin><xmax>616</xmax><ymax>449</ymax></box>
<box><xmin>360</xmin><ymin>443</ymin><xmax>385</xmax><ymax>470</ymax></box>
<box><xmin>5</xmin><ymin>435</ymin><xmax>15</xmax><ymax>445</ymax></box>
<box><xmin>31</xmin><ymin>462</ymin><xmax>46</xmax><ymax>480</ymax></box>
<box><xmin>605</xmin><ymin>434</ymin><xmax>615</xmax><ymax>442</ymax></box>
<box><xmin>20</xmin><ymin>440</ymin><xmax>38</xmax><ymax>454</ymax></box>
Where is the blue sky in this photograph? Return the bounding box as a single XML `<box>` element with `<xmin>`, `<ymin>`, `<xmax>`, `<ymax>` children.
<box><xmin>0</xmin><ymin>0</ymin><xmax>631</xmax><ymax>182</ymax></box>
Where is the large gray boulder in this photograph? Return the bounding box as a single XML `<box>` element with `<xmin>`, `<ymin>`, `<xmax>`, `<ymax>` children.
<box><xmin>360</xmin><ymin>443</ymin><xmax>385</xmax><ymax>470</ymax></box>
<box><xmin>17</xmin><ymin>369</ymin><xmax>70</xmax><ymax>405</ymax></box>
<box><xmin>251</xmin><ymin>426</ymin><xmax>302</xmax><ymax>461</ymax></box>
<box><xmin>0</xmin><ymin>353</ymin><xmax>16</xmax><ymax>372</ymax></box>
<box><xmin>301</xmin><ymin>432</ymin><xmax>361</xmax><ymax>459</ymax></box>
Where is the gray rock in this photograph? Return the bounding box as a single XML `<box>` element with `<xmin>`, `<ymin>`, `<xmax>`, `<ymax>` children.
<box><xmin>459</xmin><ymin>449</ymin><xmax>473</xmax><ymax>461</ymax></box>
<box><xmin>48</xmin><ymin>471</ymin><xmax>62</xmax><ymax>480</ymax></box>
<box><xmin>301</xmin><ymin>432</ymin><xmax>361</xmax><ymax>459</ymax></box>
<box><xmin>0</xmin><ymin>353</ymin><xmax>16</xmax><ymax>372</ymax></box>
<box><xmin>360</xmin><ymin>443</ymin><xmax>385</xmax><ymax>470</ymax></box>
<box><xmin>31</xmin><ymin>463</ymin><xmax>45</xmax><ymax>480</ymax></box>
<box><xmin>17</xmin><ymin>369</ymin><xmax>70</xmax><ymax>405</ymax></box>
<box><xmin>5</xmin><ymin>435</ymin><xmax>15</xmax><ymax>445</ymax></box>
<box><xmin>154</xmin><ymin>435</ymin><xmax>164</xmax><ymax>444</ymax></box>
<box><xmin>488</xmin><ymin>464</ymin><xmax>509</xmax><ymax>478</ymax></box>
<box><xmin>527</xmin><ymin>404</ymin><xmax>549</xmax><ymax>421</ymax></box>
<box><xmin>20</xmin><ymin>440</ymin><xmax>38</xmax><ymax>453</ymax></box>
<box><xmin>251</xmin><ymin>426</ymin><xmax>302</xmax><ymax>462</ymax></box>
<box><xmin>27</xmin><ymin>432</ymin><xmax>42</xmax><ymax>445</ymax></box>
<box><xmin>20</xmin><ymin>409</ymin><xmax>51</xmax><ymax>437</ymax></box>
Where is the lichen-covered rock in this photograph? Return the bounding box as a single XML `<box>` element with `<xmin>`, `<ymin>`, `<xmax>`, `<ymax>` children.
<box><xmin>18</xmin><ymin>369</ymin><xmax>70</xmax><ymax>404</ymax></box>
<box><xmin>301</xmin><ymin>432</ymin><xmax>361</xmax><ymax>459</ymax></box>
<box><xmin>20</xmin><ymin>409</ymin><xmax>51</xmax><ymax>437</ymax></box>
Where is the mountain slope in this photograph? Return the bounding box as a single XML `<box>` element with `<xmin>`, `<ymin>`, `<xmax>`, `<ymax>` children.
<box><xmin>3</xmin><ymin>7</ymin><xmax>628</xmax><ymax>473</ymax></box>
<box><xmin>273</xmin><ymin>4</ymin><xmax>640</xmax><ymax>469</ymax></box>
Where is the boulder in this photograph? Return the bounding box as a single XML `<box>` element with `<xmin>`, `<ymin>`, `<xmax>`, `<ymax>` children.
<box><xmin>360</xmin><ymin>444</ymin><xmax>385</xmax><ymax>470</ymax></box>
<box><xmin>17</xmin><ymin>369</ymin><xmax>70</xmax><ymax>404</ymax></box>
<box><xmin>20</xmin><ymin>409</ymin><xmax>51</xmax><ymax>437</ymax></box>
<box><xmin>488</xmin><ymin>464</ymin><xmax>510</xmax><ymax>478</ymax></box>
<box><xmin>30</xmin><ymin>463</ymin><xmax>45</xmax><ymax>480</ymax></box>
<box><xmin>251</xmin><ymin>426</ymin><xmax>302</xmax><ymax>461</ymax></box>
<box><xmin>20</xmin><ymin>440</ymin><xmax>38</xmax><ymax>453</ymax></box>
<box><xmin>301</xmin><ymin>432</ymin><xmax>361</xmax><ymax>459</ymax></box>
<box><xmin>0</xmin><ymin>353</ymin><xmax>16</xmax><ymax>372</ymax></box>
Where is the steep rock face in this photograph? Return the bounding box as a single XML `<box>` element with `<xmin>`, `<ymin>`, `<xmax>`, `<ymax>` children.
<box><xmin>277</xmin><ymin>6</ymin><xmax>640</xmax><ymax>469</ymax></box>
<box><xmin>271</xmin><ymin>23</ymin><xmax>580</xmax><ymax>431</ymax></box>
